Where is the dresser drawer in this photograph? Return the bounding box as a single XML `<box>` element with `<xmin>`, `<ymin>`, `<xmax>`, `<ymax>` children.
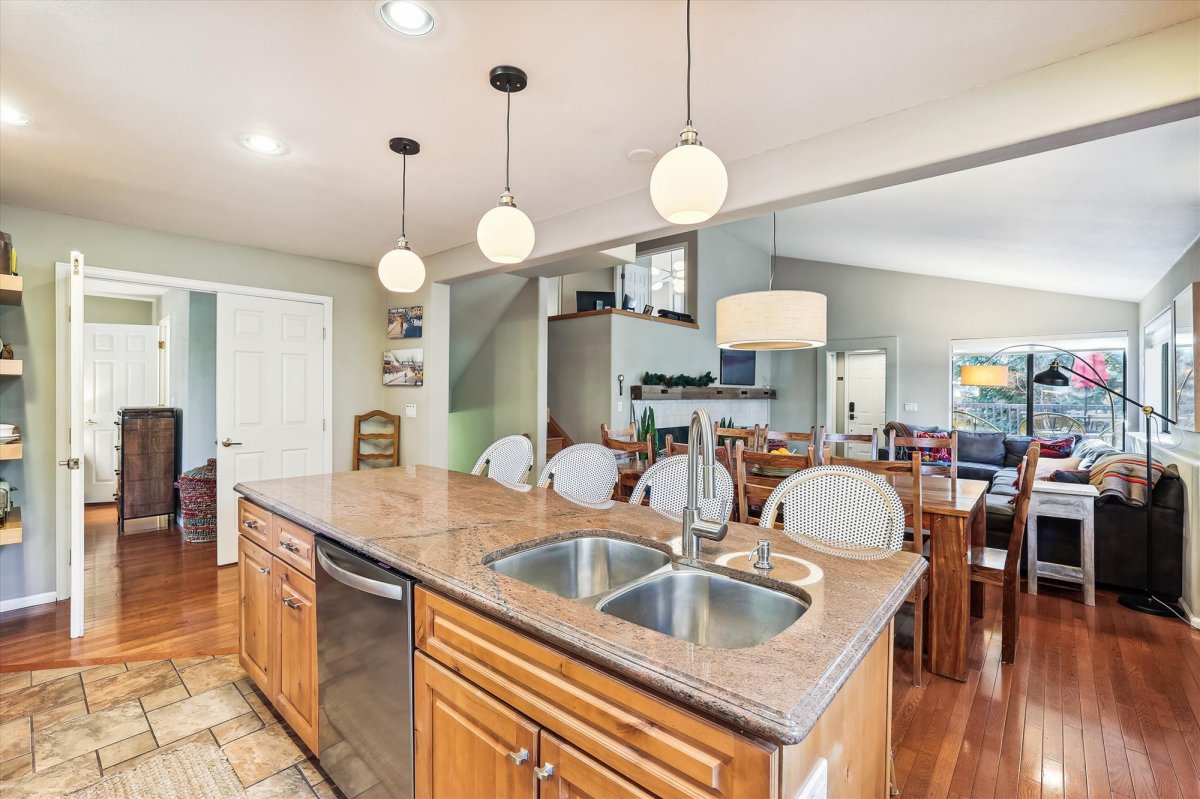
<box><xmin>271</xmin><ymin>516</ymin><xmax>315</xmax><ymax>579</ymax></box>
<box><xmin>415</xmin><ymin>588</ymin><xmax>775</xmax><ymax>799</ymax></box>
<box><xmin>238</xmin><ymin>499</ymin><xmax>271</xmax><ymax>548</ymax></box>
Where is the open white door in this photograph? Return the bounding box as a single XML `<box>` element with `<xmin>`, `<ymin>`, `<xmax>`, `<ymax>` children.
<box><xmin>66</xmin><ymin>252</ymin><xmax>86</xmax><ymax>638</ymax></box>
<box><xmin>215</xmin><ymin>294</ymin><xmax>326</xmax><ymax>566</ymax></box>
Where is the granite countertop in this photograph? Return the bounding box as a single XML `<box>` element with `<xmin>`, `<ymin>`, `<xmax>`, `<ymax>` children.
<box><xmin>236</xmin><ymin>465</ymin><xmax>925</xmax><ymax>745</ymax></box>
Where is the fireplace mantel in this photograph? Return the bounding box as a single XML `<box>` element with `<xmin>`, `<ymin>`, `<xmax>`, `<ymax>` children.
<box><xmin>630</xmin><ymin>385</ymin><xmax>777</xmax><ymax>401</ymax></box>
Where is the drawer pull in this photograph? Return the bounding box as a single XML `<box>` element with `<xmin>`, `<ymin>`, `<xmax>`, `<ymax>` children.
<box><xmin>243</xmin><ymin>519</ymin><xmax>259</xmax><ymax>530</ymax></box>
<box><xmin>534</xmin><ymin>762</ymin><xmax>555</xmax><ymax>781</ymax></box>
<box><xmin>281</xmin><ymin>540</ymin><xmax>299</xmax><ymax>553</ymax></box>
<box><xmin>507</xmin><ymin>749</ymin><xmax>528</xmax><ymax>766</ymax></box>
<box><xmin>282</xmin><ymin>596</ymin><xmax>303</xmax><ymax>610</ymax></box>
<box><xmin>258</xmin><ymin>566</ymin><xmax>270</xmax><ymax>575</ymax></box>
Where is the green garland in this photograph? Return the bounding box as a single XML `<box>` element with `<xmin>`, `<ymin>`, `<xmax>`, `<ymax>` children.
<box><xmin>641</xmin><ymin>371</ymin><xmax>716</xmax><ymax>388</ymax></box>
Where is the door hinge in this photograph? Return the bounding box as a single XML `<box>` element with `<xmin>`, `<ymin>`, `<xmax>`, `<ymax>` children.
<box><xmin>322</xmin><ymin>327</ymin><xmax>327</xmax><ymax>341</ymax></box>
<box><xmin>158</xmin><ymin>340</ymin><xmax>166</xmax><ymax>350</ymax></box>
<box><xmin>322</xmin><ymin>419</ymin><xmax>326</xmax><ymax>432</ymax></box>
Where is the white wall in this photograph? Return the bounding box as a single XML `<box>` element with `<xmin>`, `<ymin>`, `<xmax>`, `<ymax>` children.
<box><xmin>768</xmin><ymin>257</ymin><xmax>1142</xmax><ymax>433</ymax></box>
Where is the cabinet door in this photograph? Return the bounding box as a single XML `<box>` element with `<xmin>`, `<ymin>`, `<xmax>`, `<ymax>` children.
<box><xmin>538</xmin><ymin>733</ymin><xmax>654</xmax><ymax>799</ymax></box>
<box><xmin>272</xmin><ymin>562</ymin><xmax>318</xmax><ymax>753</ymax></box>
<box><xmin>237</xmin><ymin>536</ymin><xmax>273</xmax><ymax>694</ymax></box>
<box><xmin>415</xmin><ymin>653</ymin><xmax>538</xmax><ymax>799</ymax></box>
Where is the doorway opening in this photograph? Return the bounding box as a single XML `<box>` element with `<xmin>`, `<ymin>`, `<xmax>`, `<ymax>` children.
<box><xmin>835</xmin><ymin>350</ymin><xmax>887</xmax><ymax>458</ymax></box>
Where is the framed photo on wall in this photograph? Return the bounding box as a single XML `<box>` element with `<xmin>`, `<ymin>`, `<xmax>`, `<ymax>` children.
<box><xmin>384</xmin><ymin>349</ymin><xmax>424</xmax><ymax>386</ymax></box>
<box><xmin>387</xmin><ymin>306</ymin><xmax>423</xmax><ymax>339</ymax></box>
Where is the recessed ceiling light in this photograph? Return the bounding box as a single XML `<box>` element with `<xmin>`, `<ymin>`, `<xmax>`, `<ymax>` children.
<box><xmin>378</xmin><ymin>1</ymin><xmax>435</xmax><ymax>36</ymax></box>
<box><xmin>0</xmin><ymin>105</ymin><xmax>32</xmax><ymax>126</ymax></box>
<box><xmin>628</xmin><ymin>148</ymin><xmax>656</xmax><ymax>164</ymax></box>
<box><xmin>240</xmin><ymin>134</ymin><xmax>287</xmax><ymax>155</ymax></box>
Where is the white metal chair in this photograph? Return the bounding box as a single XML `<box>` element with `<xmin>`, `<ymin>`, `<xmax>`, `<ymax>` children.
<box><xmin>627</xmin><ymin>454</ymin><xmax>734</xmax><ymax>523</ymax></box>
<box><xmin>471</xmin><ymin>435</ymin><xmax>534</xmax><ymax>486</ymax></box>
<box><xmin>536</xmin><ymin>444</ymin><xmax>619</xmax><ymax>505</ymax></box>
<box><xmin>758</xmin><ymin>465</ymin><xmax>905</xmax><ymax>560</ymax></box>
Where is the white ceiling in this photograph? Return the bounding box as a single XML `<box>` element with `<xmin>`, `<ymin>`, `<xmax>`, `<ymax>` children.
<box><xmin>723</xmin><ymin>116</ymin><xmax>1200</xmax><ymax>301</ymax></box>
<box><xmin>1</xmin><ymin>1</ymin><xmax>1196</xmax><ymax>273</ymax></box>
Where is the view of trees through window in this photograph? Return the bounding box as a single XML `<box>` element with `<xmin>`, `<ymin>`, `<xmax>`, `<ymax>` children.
<box><xmin>952</xmin><ymin>339</ymin><xmax>1127</xmax><ymax>445</ymax></box>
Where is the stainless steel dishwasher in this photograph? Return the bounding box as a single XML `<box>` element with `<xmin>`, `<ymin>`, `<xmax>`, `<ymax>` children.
<box><xmin>316</xmin><ymin>537</ymin><xmax>415</xmax><ymax>799</ymax></box>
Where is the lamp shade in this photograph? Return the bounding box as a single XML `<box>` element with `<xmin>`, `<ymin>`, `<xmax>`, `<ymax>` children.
<box><xmin>1033</xmin><ymin>362</ymin><xmax>1071</xmax><ymax>388</ymax></box>
<box><xmin>378</xmin><ymin>244</ymin><xmax>426</xmax><ymax>293</ymax></box>
<box><xmin>650</xmin><ymin>141</ymin><xmax>728</xmax><ymax>225</ymax></box>
<box><xmin>960</xmin><ymin>364</ymin><xmax>1009</xmax><ymax>387</ymax></box>
<box><xmin>716</xmin><ymin>290</ymin><xmax>826</xmax><ymax>350</ymax></box>
<box><xmin>477</xmin><ymin>202</ymin><xmax>535</xmax><ymax>264</ymax></box>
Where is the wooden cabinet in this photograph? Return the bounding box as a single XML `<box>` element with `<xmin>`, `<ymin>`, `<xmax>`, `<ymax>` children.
<box><xmin>116</xmin><ymin>407</ymin><xmax>180</xmax><ymax>533</ymax></box>
<box><xmin>236</xmin><ymin>500</ymin><xmax>319</xmax><ymax>754</ymax></box>
<box><xmin>538</xmin><ymin>733</ymin><xmax>654</xmax><ymax>799</ymax></box>
<box><xmin>272</xmin><ymin>561</ymin><xmax>318</xmax><ymax>750</ymax></box>
<box><xmin>415</xmin><ymin>654</ymin><xmax>539</xmax><ymax>799</ymax></box>
<box><xmin>238</xmin><ymin>535</ymin><xmax>273</xmax><ymax>692</ymax></box>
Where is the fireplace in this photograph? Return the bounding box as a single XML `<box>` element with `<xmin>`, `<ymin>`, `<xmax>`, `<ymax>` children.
<box><xmin>656</xmin><ymin>426</ymin><xmax>688</xmax><ymax>451</ymax></box>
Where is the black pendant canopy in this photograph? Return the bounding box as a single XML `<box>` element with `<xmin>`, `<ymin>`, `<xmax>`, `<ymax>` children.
<box><xmin>389</xmin><ymin>137</ymin><xmax>420</xmax><ymax>156</ymax></box>
<box><xmin>489</xmin><ymin>65</ymin><xmax>528</xmax><ymax>93</ymax></box>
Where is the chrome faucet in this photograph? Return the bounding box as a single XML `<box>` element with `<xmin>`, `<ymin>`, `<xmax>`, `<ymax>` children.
<box><xmin>681</xmin><ymin>408</ymin><xmax>729</xmax><ymax>558</ymax></box>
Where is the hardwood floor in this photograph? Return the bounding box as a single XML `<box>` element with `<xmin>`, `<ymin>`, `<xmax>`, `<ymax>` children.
<box><xmin>0</xmin><ymin>504</ymin><xmax>237</xmax><ymax>671</ymax></box>
<box><xmin>892</xmin><ymin>582</ymin><xmax>1200</xmax><ymax>799</ymax></box>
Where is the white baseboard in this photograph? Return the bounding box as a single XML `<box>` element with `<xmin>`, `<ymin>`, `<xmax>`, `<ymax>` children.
<box><xmin>1181</xmin><ymin>597</ymin><xmax>1200</xmax><ymax>629</ymax></box>
<box><xmin>0</xmin><ymin>591</ymin><xmax>58</xmax><ymax>614</ymax></box>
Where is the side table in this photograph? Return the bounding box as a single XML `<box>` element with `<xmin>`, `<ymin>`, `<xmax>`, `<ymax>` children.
<box><xmin>1027</xmin><ymin>481</ymin><xmax>1099</xmax><ymax>606</ymax></box>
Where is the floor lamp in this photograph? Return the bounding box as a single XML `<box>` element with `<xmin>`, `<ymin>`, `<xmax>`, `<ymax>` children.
<box><xmin>1031</xmin><ymin>358</ymin><xmax>1182</xmax><ymax>618</ymax></box>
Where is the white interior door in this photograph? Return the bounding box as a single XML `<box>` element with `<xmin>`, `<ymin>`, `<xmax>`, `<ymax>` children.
<box><xmin>66</xmin><ymin>254</ymin><xmax>86</xmax><ymax>638</ymax></box>
<box><xmin>844</xmin><ymin>352</ymin><xmax>887</xmax><ymax>458</ymax></box>
<box><xmin>83</xmin><ymin>323</ymin><xmax>161</xmax><ymax>503</ymax></box>
<box><xmin>216</xmin><ymin>294</ymin><xmax>325</xmax><ymax>565</ymax></box>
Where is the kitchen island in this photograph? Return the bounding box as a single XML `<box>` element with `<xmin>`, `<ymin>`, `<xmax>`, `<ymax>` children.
<box><xmin>235</xmin><ymin>465</ymin><xmax>925</xmax><ymax>799</ymax></box>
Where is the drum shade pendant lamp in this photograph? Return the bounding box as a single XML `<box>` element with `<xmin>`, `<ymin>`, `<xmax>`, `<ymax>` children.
<box><xmin>650</xmin><ymin>0</ymin><xmax>728</xmax><ymax>225</ymax></box>
<box><xmin>378</xmin><ymin>137</ymin><xmax>426</xmax><ymax>293</ymax></box>
<box><xmin>716</xmin><ymin>214</ymin><xmax>826</xmax><ymax>351</ymax></box>
<box><xmin>477</xmin><ymin>66</ymin><xmax>535</xmax><ymax>264</ymax></box>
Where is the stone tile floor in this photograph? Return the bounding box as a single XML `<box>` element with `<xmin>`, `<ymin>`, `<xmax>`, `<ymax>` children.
<box><xmin>0</xmin><ymin>656</ymin><xmax>345</xmax><ymax>798</ymax></box>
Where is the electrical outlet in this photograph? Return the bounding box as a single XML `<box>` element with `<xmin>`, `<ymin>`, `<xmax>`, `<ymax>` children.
<box><xmin>404</xmin><ymin>403</ymin><xmax>417</xmax><ymax>418</ymax></box>
<box><xmin>617</xmin><ymin>400</ymin><xmax>623</xmax><ymax>413</ymax></box>
<box><xmin>904</xmin><ymin>402</ymin><xmax>918</xmax><ymax>412</ymax></box>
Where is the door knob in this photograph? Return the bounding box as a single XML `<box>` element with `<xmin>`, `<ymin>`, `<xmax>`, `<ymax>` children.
<box><xmin>221</xmin><ymin>438</ymin><xmax>243</xmax><ymax>447</ymax></box>
<box><xmin>85</xmin><ymin>419</ymin><xmax>97</xmax><ymax>426</ymax></box>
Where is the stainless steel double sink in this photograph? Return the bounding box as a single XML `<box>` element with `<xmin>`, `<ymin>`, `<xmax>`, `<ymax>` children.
<box><xmin>486</xmin><ymin>535</ymin><xmax>807</xmax><ymax>649</ymax></box>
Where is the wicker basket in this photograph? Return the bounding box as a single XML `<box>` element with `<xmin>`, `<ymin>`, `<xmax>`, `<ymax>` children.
<box><xmin>176</xmin><ymin>458</ymin><xmax>217</xmax><ymax>543</ymax></box>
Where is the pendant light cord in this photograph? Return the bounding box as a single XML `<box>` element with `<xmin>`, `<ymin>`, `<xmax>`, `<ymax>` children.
<box><xmin>505</xmin><ymin>87</ymin><xmax>512</xmax><ymax>192</ymax></box>
<box><xmin>685</xmin><ymin>0</ymin><xmax>692</xmax><ymax>127</ymax></box>
<box><xmin>401</xmin><ymin>153</ymin><xmax>407</xmax><ymax>238</ymax></box>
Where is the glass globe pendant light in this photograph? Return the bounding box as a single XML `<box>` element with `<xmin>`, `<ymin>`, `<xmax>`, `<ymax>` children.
<box><xmin>650</xmin><ymin>0</ymin><xmax>728</xmax><ymax>225</ymax></box>
<box><xmin>378</xmin><ymin>137</ymin><xmax>426</xmax><ymax>292</ymax></box>
<box><xmin>477</xmin><ymin>66</ymin><xmax>535</xmax><ymax>264</ymax></box>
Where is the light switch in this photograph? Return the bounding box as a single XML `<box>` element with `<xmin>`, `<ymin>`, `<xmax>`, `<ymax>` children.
<box><xmin>904</xmin><ymin>402</ymin><xmax>918</xmax><ymax>412</ymax></box>
<box><xmin>404</xmin><ymin>403</ymin><xmax>417</xmax><ymax>418</ymax></box>
<box><xmin>617</xmin><ymin>400</ymin><xmax>624</xmax><ymax>413</ymax></box>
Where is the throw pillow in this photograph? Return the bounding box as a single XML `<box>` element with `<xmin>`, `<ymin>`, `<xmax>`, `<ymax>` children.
<box><xmin>915</xmin><ymin>430</ymin><xmax>951</xmax><ymax>463</ymax></box>
<box><xmin>1014</xmin><ymin>455</ymin><xmax>1083</xmax><ymax>487</ymax></box>
<box><xmin>1034</xmin><ymin>437</ymin><xmax>1075</xmax><ymax>458</ymax></box>
<box><xmin>1049</xmin><ymin>469</ymin><xmax>1091</xmax><ymax>484</ymax></box>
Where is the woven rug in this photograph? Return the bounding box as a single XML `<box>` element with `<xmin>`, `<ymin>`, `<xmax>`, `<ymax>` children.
<box><xmin>67</xmin><ymin>742</ymin><xmax>246</xmax><ymax>799</ymax></box>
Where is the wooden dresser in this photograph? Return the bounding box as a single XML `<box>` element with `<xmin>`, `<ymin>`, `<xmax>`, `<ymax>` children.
<box><xmin>116</xmin><ymin>407</ymin><xmax>180</xmax><ymax>533</ymax></box>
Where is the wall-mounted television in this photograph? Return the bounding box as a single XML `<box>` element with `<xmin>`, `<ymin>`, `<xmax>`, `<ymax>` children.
<box><xmin>720</xmin><ymin>350</ymin><xmax>756</xmax><ymax>386</ymax></box>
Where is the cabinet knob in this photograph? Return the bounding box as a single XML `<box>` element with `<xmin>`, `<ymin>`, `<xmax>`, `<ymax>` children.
<box><xmin>258</xmin><ymin>566</ymin><xmax>270</xmax><ymax>575</ymax></box>
<box><xmin>506</xmin><ymin>749</ymin><xmax>528</xmax><ymax>766</ymax></box>
<box><xmin>282</xmin><ymin>596</ymin><xmax>303</xmax><ymax>610</ymax></box>
<box><xmin>534</xmin><ymin>762</ymin><xmax>555</xmax><ymax>781</ymax></box>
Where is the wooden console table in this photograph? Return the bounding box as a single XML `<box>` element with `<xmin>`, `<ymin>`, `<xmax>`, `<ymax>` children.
<box><xmin>1027</xmin><ymin>481</ymin><xmax>1098</xmax><ymax>606</ymax></box>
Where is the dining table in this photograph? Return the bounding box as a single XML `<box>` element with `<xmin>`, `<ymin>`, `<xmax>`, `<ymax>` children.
<box><xmin>746</xmin><ymin>466</ymin><xmax>988</xmax><ymax>681</ymax></box>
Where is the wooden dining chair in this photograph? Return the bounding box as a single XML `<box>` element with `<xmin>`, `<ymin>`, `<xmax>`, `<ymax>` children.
<box><xmin>715</xmin><ymin>423</ymin><xmax>764</xmax><ymax>453</ymax></box>
<box><xmin>600</xmin><ymin>423</ymin><xmax>655</xmax><ymax>499</ymax></box>
<box><xmin>734</xmin><ymin>440</ymin><xmax>814</xmax><ymax>526</ymax></box>
<box><xmin>971</xmin><ymin>442</ymin><xmax>1041</xmax><ymax>665</ymax></box>
<box><xmin>889</xmin><ymin>430</ymin><xmax>959</xmax><ymax>480</ymax></box>
<box><xmin>822</xmin><ymin>428</ymin><xmax>880</xmax><ymax>460</ymax></box>
<box><xmin>352</xmin><ymin>410</ymin><xmax>401</xmax><ymax>470</ymax></box>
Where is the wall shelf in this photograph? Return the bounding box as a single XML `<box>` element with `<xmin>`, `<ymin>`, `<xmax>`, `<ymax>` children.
<box><xmin>0</xmin><ymin>441</ymin><xmax>22</xmax><ymax>461</ymax></box>
<box><xmin>0</xmin><ymin>274</ymin><xmax>22</xmax><ymax>306</ymax></box>
<box><xmin>631</xmin><ymin>385</ymin><xmax>777</xmax><ymax>401</ymax></box>
<box><xmin>548</xmin><ymin>308</ymin><xmax>699</xmax><ymax>330</ymax></box>
<box><xmin>0</xmin><ymin>360</ymin><xmax>22</xmax><ymax>377</ymax></box>
<box><xmin>0</xmin><ymin>508</ymin><xmax>21</xmax><ymax>546</ymax></box>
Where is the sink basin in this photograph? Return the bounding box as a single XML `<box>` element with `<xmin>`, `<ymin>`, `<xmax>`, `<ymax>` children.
<box><xmin>487</xmin><ymin>536</ymin><xmax>670</xmax><ymax>600</ymax></box>
<box><xmin>597</xmin><ymin>570</ymin><xmax>806</xmax><ymax>649</ymax></box>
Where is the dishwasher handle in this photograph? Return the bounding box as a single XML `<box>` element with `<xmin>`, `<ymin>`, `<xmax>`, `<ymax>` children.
<box><xmin>317</xmin><ymin>546</ymin><xmax>410</xmax><ymax>601</ymax></box>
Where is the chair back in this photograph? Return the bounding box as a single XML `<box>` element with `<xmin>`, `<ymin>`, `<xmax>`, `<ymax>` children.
<box><xmin>758</xmin><ymin>466</ymin><xmax>906</xmax><ymax>559</ymax></box>
<box><xmin>1005</xmin><ymin>443</ymin><xmax>1042</xmax><ymax>580</ymax></box>
<box><xmin>889</xmin><ymin>430</ymin><xmax>958</xmax><ymax>480</ymax></box>
<box><xmin>715</xmin><ymin>424</ymin><xmax>765</xmax><ymax>452</ymax></box>
<box><xmin>734</xmin><ymin>441</ymin><xmax>814</xmax><ymax>525</ymax></box>
<box><xmin>600</xmin><ymin>423</ymin><xmax>655</xmax><ymax>466</ymax></box>
<box><xmin>471</xmin><ymin>435</ymin><xmax>534</xmax><ymax>485</ymax></box>
<box><xmin>628</xmin><ymin>454</ymin><xmax>734</xmax><ymax>523</ymax></box>
<box><xmin>822</xmin><ymin>429</ymin><xmax>880</xmax><ymax>460</ymax></box>
<box><xmin>537</xmin><ymin>444</ymin><xmax>619</xmax><ymax>504</ymax></box>
<box><xmin>830</xmin><ymin>452</ymin><xmax>924</xmax><ymax>547</ymax></box>
<box><xmin>353</xmin><ymin>410</ymin><xmax>401</xmax><ymax>470</ymax></box>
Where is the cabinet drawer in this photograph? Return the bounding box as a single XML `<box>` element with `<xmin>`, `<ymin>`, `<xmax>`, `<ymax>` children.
<box><xmin>238</xmin><ymin>499</ymin><xmax>271</xmax><ymax>547</ymax></box>
<box><xmin>271</xmin><ymin>516</ymin><xmax>315</xmax><ymax>578</ymax></box>
<box><xmin>415</xmin><ymin>588</ymin><xmax>775</xmax><ymax>799</ymax></box>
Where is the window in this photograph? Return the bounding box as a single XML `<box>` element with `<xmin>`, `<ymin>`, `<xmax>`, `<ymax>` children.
<box><xmin>951</xmin><ymin>334</ymin><xmax>1127</xmax><ymax>446</ymax></box>
<box><xmin>617</xmin><ymin>244</ymin><xmax>688</xmax><ymax>314</ymax></box>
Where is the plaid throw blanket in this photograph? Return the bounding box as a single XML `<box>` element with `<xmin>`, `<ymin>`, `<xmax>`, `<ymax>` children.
<box><xmin>1088</xmin><ymin>454</ymin><xmax>1176</xmax><ymax>507</ymax></box>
